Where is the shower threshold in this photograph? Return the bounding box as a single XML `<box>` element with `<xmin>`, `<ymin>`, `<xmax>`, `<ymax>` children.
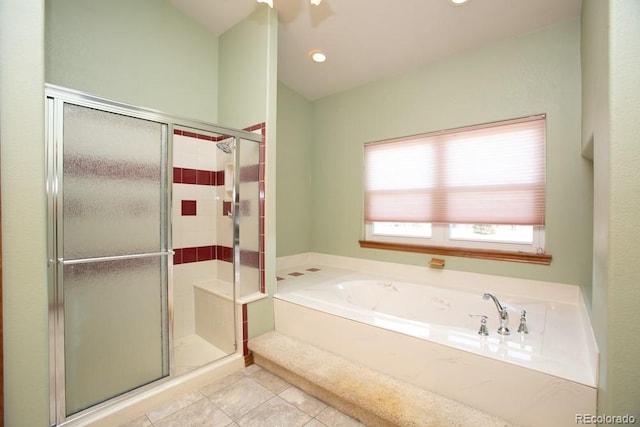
<box><xmin>174</xmin><ymin>334</ymin><xmax>229</xmax><ymax>376</ymax></box>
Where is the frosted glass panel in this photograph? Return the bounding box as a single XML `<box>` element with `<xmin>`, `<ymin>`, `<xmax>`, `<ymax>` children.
<box><xmin>64</xmin><ymin>257</ymin><xmax>167</xmax><ymax>415</ymax></box>
<box><xmin>63</xmin><ymin>103</ymin><xmax>163</xmax><ymax>259</ymax></box>
<box><xmin>58</xmin><ymin>102</ymin><xmax>169</xmax><ymax>417</ymax></box>
<box><xmin>238</xmin><ymin>138</ymin><xmax>261</xmax><ymax>298</ymax></box>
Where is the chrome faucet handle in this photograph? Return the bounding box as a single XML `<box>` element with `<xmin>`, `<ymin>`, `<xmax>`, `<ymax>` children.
<box><xmin>483</xmin><ymin>293</ymin><xmax>510</xmax><ymax>335</ymax></box>
<box><xmin>469</xmin><ymin>314</ymin><xmax>489</xmax><ymax>336</ymax></box>
<box><xmin>517</xmin><ymin>310</ymin><xmax>529</xmax><ymax>334</ymax></box>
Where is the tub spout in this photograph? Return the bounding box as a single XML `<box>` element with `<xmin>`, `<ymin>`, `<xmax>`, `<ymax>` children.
<box><xmin>483</xmin><ymin>293</ymin><xmax>510</xmax><ymax>335</ymax></box>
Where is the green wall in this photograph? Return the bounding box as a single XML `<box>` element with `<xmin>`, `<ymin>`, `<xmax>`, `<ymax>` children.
<box><xmin>218</xmin><ymin>6</ymin><xmax>275</xmax><ymax>129</ymax></box>
<box><xmin>46</xmin><ymin>0</ymin><xmax>219</xmax><ymax>122</ymax></box>
<box><xmin>216</xmin><ymin>5</ymin><xmax>280</xmax><ymax>338</ymax></box>
<box><xmin>583</xmin><ymin>0</ymin><xmax>640</xmax><ymax>416</ymax></box>
<box><xmin>302</xmin><ymin>18</ymin><xmax>593</xmax><ymax>294</ymax></box>
<box><xmin>607</xmin><ymin>1</ymin><xmax>640</xmax><ymax>414</ymax></box>
<box><xmin>1</xmin><ymin>1</ymin><xmax>49</xmax><ymax>426</ymax></box>
<box><xmin>276</xmin><ymin>82</ymin><xmax>313</xmax><ymax>256</ymax></box>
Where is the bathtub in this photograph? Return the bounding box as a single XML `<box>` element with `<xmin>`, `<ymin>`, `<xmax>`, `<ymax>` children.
<box><xmin>274</xmin><ymin>254</ymin><xmax>598</xmax><ymax>427</ymax></box>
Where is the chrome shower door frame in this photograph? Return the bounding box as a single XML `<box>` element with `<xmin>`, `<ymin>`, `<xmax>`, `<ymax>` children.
<box><xmin>46</xmin><ymin>88</ymin><xmax>173</xmax><ymax>425</ymax></box>
<box><xmin>45</xmin><ymin>84</ymin><xmax>263</xmax><ymax>426</ymax></box>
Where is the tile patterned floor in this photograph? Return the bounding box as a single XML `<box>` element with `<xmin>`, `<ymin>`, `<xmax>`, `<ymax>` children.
<box><xmin>120</xmin><ymin>364</ymin><xmax>364</xmax><ymax>427</ymax></box>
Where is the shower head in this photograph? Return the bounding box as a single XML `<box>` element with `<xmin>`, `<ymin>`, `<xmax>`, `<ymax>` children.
<box><xmin>216</xmin><ymin>140</ymin><xmax>233</xmax><ymax>154</ymax></box>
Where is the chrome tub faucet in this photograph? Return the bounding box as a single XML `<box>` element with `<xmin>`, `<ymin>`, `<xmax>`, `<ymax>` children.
<box><xmin>483</xmin><ymin>293</ymin><xmax>510</xmax><ymax>335</ymax></box>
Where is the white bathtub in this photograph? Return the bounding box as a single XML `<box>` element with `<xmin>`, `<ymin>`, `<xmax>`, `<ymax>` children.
<box><xmin>274</xmin><ymin>254</ymin><xmax>598</xmax><ymax>427</ymax></box>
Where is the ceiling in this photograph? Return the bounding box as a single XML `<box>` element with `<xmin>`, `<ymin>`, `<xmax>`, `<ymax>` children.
<box><xmin>169</xmin><ymin>0</ymin><xmax>582</xmax><ymax>101</ymax></box>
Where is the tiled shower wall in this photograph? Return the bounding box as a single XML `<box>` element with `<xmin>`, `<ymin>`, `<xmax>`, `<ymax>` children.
<box><xmin>172</xmin><ymin>124</ymin><xmax>265</xmax><ymax>350</ymax></box>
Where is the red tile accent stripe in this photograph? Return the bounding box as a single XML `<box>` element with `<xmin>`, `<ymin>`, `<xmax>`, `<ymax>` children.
<box><xmin>174</xmin><ymin>245</ymin><xmax>217</xmax><ymax>265</ymax></box>
<box><xmin>241</xmin><ymin>122</ymin><xmax>267</xmax><ymax>294</ymax></box>
<box><xmin>172</xmin><ymin>247</ymin><xmax>261</xmax><ymax>267</ymax></box>
<box><xmin>174</xmin><ymin>128</ymin><xmax>233</xmax><ymax>142</ymax></box>
<box><xmin>170</xmin><ymin>245</ymin><xmax>265</xmax><ymax>265</ymax></box>
<box><xmin>182</xmin><ymin>247</ymin><xmax>197</xmax><ymax>264</ymax></box>
<box><xmin>197</xmin><ymin>169</ymin><xmax>212</xmax><ymax>186</ymax></box>
<box><xmin>218</xmin><ymin>245</ymin><xmax>233</xmax><ymax>263</ymax></box>
<box><xmin>243</xmin><ymin>123</ymin><xmax>266</xmax><ymax>133</ymax></box>
<box><xmin>173</xmin><ymin>167</ymin><xmax>223</xmax><ymax>186</ymax></box>
<box><xmin>242</xmin><ymin>303</ymin><xmax>249</xmax><ymax>356</ymax></box>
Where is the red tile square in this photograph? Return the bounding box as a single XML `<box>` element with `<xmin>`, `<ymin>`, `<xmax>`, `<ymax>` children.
<box><xmin>181</xmin><ymin>200</ymin><xmax>197</xmax><ymax>216</ymax></box>
<box><xmin>223</xmin><ymin>201</ymin><xmax>232</xmax><ymax>217</ymax></box>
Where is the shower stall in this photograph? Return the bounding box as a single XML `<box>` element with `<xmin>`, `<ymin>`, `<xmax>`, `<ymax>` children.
<box><xmin>46</xmin><ymin>85</ymin><xmax>264</xmax><ymax>425</ymax></box>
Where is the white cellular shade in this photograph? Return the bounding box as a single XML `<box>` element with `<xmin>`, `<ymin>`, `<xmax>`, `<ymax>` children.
<box><xmin>364</xmin><ymin>115</ymin><xmax>546</xmax><ymax>226</ymax></box>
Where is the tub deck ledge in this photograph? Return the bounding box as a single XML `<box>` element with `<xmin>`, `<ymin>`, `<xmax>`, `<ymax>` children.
<box><xmin>249</xmin><ymin>331</ymin><xmax>513</xmax><ymax>427</ymax></box>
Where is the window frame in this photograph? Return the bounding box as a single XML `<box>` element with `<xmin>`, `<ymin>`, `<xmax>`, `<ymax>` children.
<box><xmin>360</xmin><ymin>115</ymin><xmax>551</xmax><ymax>265</ymax></box>
<box><xmin>364</xmin><ymin>222</ymin><xmax>545</xmax><ymax>254</ymax></box>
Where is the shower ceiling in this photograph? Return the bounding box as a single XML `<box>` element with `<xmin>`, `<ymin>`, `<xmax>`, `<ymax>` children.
<box><xmin>169</xmin><ymin>0</ymin><xmax>582</xmax><ymax>101</ymax></box>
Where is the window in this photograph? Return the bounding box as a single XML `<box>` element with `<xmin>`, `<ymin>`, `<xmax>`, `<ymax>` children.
<box><xmin>361</xmin><ymin>115</ymin><xmax>550</xmax><ymax>263</ymax></box>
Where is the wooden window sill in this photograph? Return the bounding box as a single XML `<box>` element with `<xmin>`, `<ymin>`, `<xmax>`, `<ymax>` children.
<box><xmin>358</xmin><ymin>240</ymin><xmax>552</xmax><ymax>265</ymax></box>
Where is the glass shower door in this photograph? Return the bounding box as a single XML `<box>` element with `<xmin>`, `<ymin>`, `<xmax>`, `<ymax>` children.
<box><xmin>55</xmin><ymin>102</ymin><xmax>170</xmax><ymax>417</ymax></box>
<box><xmin>236</xmin><ymin>137</ymin><xmax>262</xmax><ymax>298</ymax></box>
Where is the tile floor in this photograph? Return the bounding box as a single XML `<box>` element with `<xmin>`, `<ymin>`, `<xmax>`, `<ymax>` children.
<box><xmin>120</xmin><ymin>364</ymin><xmax>364</xmax><ymax>427</ymax></box>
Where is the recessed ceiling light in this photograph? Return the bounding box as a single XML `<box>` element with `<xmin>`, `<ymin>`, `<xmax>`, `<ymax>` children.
<box><xmin>449</xmin><ymin>0</ymin><xmax>470</xmax><ymax>5</ymax></box>
<box><xmin>309</xmin><ymin>49</ymin><xmax>327</xmax><ymax>63</ymax></box>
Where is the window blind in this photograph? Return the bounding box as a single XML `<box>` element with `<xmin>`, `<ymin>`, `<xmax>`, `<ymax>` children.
<box><xmin>364</xmin><ymin>115</ymin><xmax>546</xmax><ymax>226</ymax></box>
